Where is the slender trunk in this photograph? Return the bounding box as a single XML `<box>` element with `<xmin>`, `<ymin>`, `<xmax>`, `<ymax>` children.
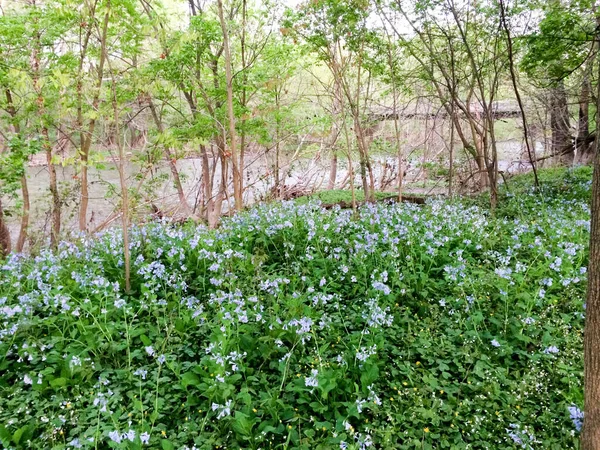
<box><xmin>240</xmin><ymin>0</ymin><xmax>247</xmax><ymax>203</ymax></box>
<box><xmin>208</xmin><ymin>137</ymin><xmax>227</xmax><ymax>228</ymax></box>
<box><xmin>423</xmin><ymin>105</ymin><xmax>430</xmax><ymax>186</ymax></box>
<box><xmin>79</xmin><ymin>3</ymin><xmax>110</xmax><ymax>231</ymax></box>
<box><xmin>448</xmin><ymin>1</ymin><xmax>499</xmax><ymax>208</ymax></box>
<box><xmin>578</xmin><ymin>61</ymin><xmax>592</xmax><ymax>163</ymax></box>
<box><xmin>31</xmin><ymin>9</ymin><xmax>60</xmax><ymax>248</ymax></box>
<box><xmin>342</xmin><ymin>114</ymin><xmax>356</xmax><ymax>210</ymax></box>
<box><xmin>449</xmin><ymin>108</ymin><xmax>455</xmax><ymax>197</ymax></box>
<box><xmin>274</xmin><ymin>91</ymin><xmax>281</xmax><ymax>195</ymax></box>
<box><xmin>148</xmin><ymin>99</ymin><xmax>191</xmax><ymax>214</ymax></box>
<box><xmin>5</xmin><ymin>88</ymin><xmax>29</xmax><ymax>252</ymax></box>
<box><xmin>217</xmin><ymin>0</ymin><xmax>242</xmax><ymax>210</ymax></box>
<box><xmin>329</xmin><ymin>153</ymin><xmax>338</xmax><ymax>190</ymax></box>
<box><xmin>385</xmin><ymin>30</ymin><xmax>403</xmax><ymax>202</ymax></box>
<box><xmin>582</xmin><ymin>37</ymin><xmax>600</xmax><ymax>449</ymax></box>
<box><xmin>198</xmin><ymin>144</ymin><xmax>212</xmax><ymax>219</ymax></box>
<box><xmin>107</xmin><ymin>36</ymin><xmax>131</xmax><ymax>294</ymax></box>
<box><xmin>0</xmin><ymin>199</ymin><xmax>11</xmax><ymax>257</ymax></box>
<box><xmin>16</xmin><ymin>177</ymin><xmax>29</xmax><ymax>252</ymax></box>
<box><xmin>499</xmin><ymin>0</ymin><xmax>539</xmax><ymax>188</ymax></box>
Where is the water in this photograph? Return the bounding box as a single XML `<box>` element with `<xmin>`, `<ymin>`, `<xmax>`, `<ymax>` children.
<box><xmin>6</xmin><ymin>139</ymin><xmax>546</xmax><ymax>245</ymax></box>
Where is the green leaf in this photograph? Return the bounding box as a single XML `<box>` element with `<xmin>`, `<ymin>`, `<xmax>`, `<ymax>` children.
<box><xmin>232</xmin><ymin>411</ymin><xmax>254</xmax><ymax>438</ymax></box>
<box><xmin>181</xmin><ymin>372</ymin><xmax>200</xmax><ymax>388</ymax></box>
<box><xmin>161</xmin><ymin>439</ymin><xmax>175</xmax><ymax>450</ymax></box>
<box><xmin>50</xmin><ymin>377</ymin><xmax>68</xmax><ymax>387</ymax></box>
<box><xmin>12</xmin><ymin>425</ymin><xmax>31</xmax><ymax>445</ymax></box>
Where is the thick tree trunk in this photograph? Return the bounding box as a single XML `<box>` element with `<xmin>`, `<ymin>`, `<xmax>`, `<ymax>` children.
<box><xmin>582</xmin><ymin>42</ymin><xmax>600</xmax><ymax>450</ymax></box>
<box><xmin>550</xmin><ymin>82</ymin><xmax>573</xmax><ymax>165</ymax></box>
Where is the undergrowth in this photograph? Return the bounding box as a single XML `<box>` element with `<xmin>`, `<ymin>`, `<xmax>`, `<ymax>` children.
<box><xmin>0</xmin><ymin>166</ymin><xmax>590</xmax><ymax>449</ymax></box>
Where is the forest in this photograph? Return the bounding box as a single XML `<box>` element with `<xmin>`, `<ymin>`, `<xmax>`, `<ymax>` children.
<box><xmin>0</xmin><ymin>0</ymin><xmax>600</xmax><ymax>448</ymax></box>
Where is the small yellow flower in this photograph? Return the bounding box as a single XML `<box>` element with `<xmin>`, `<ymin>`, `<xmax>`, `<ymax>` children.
<box><xmin>390</xmin><ymin>397</ymin><xmax>394</xmax><ymax>401</ymax></box>
<box><xmin>424</xmin><ymin>428</ymin><xmax>430</xmax><ymax>433</ymax></box>
<box><xmin>59</xmin><ymin>430</ymin><xmax>64</xmax><ymax>435</ymax></box>
<box><xmin>322</xmin><ymin>427</ymin><xmax>326</xmax><ymax>431</ymax></box>
<box><xmin>402</xmin><ymin>382</ymin><xmax>407</xmax><ymax>386</ymax></box>
<box><xmin>66</xmin><ymin>403</ymin><xmax>72</xmax><ymax>409</ymax></box>
<box><xmin>416</xmin><ymin>361</ymin><xmax>421</xmax><ymax>366</ymax></box>
<box><xmin>253</xmin><ymin>408</ymin><xmax>257</xmax><ymax>413</ymax></box>
<box><xmin>288</xmin><ymin>425</ymin><xmax>292</xmax><ymax>430</ymax></box>
<box><xmin>440</xmin><ymin>390</ymin><xmax>444</xmax><ymax>394</ymax></box>
<box><xmin>516</xmin><ymin>405</ymin><xmax>521</xmax><ymax>410</ymax></box>
<box><xmin>451</xmin><ymin>424</ymin><xmax>454</xmax><ymax>428</ymax></box>
<box><xmin>161</xmin><ymin>430</ymin><xmax>166</xmax><ymax>437</ymax></box>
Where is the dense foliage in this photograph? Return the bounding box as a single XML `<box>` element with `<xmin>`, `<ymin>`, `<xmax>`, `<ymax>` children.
<box><xmin>0</xmin><ymin>168</ymin><xmax>590</xmax><ymax>449</ymax></box>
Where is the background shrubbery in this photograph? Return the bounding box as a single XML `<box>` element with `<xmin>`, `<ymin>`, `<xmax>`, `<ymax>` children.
<box><xmin>0</xmin><ymin>168</ymin><xmax>590</xmax><ymax>449</ymax></box>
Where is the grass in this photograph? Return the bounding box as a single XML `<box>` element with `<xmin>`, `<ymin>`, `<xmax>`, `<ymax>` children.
<box><xmin>294</xmin><ymin>189</ymin><xmax>400</xmax><ymax>205</ymax></box>
<box><xmin>0</xmin><ymin>166</ymin><xmax>590</xmax><ymax>449</ymax></box>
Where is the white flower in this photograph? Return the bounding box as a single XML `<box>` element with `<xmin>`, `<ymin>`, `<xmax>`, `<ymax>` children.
<box><xmin>305</xmin><ymin>369</ymin><xmax>319</xmax><ymax>387</ymax></box>
<box><xmin>23</xmin><ymin>374</ymin><xmax>32</xmax><ymax>385</ymax></box>
<box><xmin>70</xmin><ymin>356</ymin><xmax>81</xmax><ymax>367</ymax></box>
<box><xmin>157</xmin><ymin>354</ymin><xmax>166</xmax><ymax>364</ymax></box>
<box><xmin>140</xmin><ymin>432</ymin><xmax>150</xmax><ymax>444</ymax></box>
<box><xmin>145</xmin><ymin>346</ymin><xmax>155</xmax><ymax>356</ymax></box>
<box><xmin>68</xmin><ymin>438</ymin><xmax>82</xmax><ymax>448</ymax></box>
<box><xmin>212</xmin><ymin>399</ymin><xmax>232</xmax><ymax>419</ymax></box>
<box><xmin>125</xmin><ymin>430</ymin><xmax>136</xmax><ymax>442</ymax></box>
<box><xmin>108</xmin><ymin>430</ymin><xmax>122</xmax><ymax>443</ymax></box>
<box><xmin>114</xmin><ymin>298</ymin><xmax>126</xmax><ymax>309</ymax></box>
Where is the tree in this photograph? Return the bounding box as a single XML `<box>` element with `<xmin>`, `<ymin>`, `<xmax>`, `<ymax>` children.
<box><xmin>522</xmin><ymin>0</ymin><xmax>597</xmax><ymax>165</ymax></box>
<box><xmin>285</xmin><ymin>0</ymin><xmax>376</xmax><ymax>201</ymax></box>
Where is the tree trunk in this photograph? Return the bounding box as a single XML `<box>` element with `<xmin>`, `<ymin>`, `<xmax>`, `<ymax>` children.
<box><xmin>499</xmin><ymin>0</ymin><xmax>539</xmax><ymax>188</ymax></box>
<box><xmin>31</xmin><ymin>9</ymin><xmax>60</xmax><ymax>248</ymax></box>
<box><xmin>582</xmin><ymin>39</ymin><xmax>600</xmax><ymax>450</ymax></box>
<box><xmin>107</xmin><ymin>22</ymin><xmax>131</xmax><ymax>294</ymax></box>
<box><xmin>148</xmin><ymin>99</ymin><xmax>191</xmax><ymax>214</ymax></box>
<box><xmin>79</xmin><ymin>3</ymin><xmax>109</xmax><ymax>231</ymax></box>
<box><xmin>5</xmin><ymin>88</ymin><xmax>29</xmax><ymax>252</ymax></box>
<box><xmin>577</xmin><ymin>64</ymin><xmax>592</xmax><ymax>164</ymax></box>
<box><xmin>217</xmin><ymin>0</ymin><xmax>242</xmax><ymax>211</ymax></box>
<box><xmin>550</xmin><ymin>81</ymin><xmax>573</xmax><ymax>165</ymax></box>
<box><xmin>0</xmin><ymin>199</ymin><xmax>11</xmax><ymax>257</ymax></box>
